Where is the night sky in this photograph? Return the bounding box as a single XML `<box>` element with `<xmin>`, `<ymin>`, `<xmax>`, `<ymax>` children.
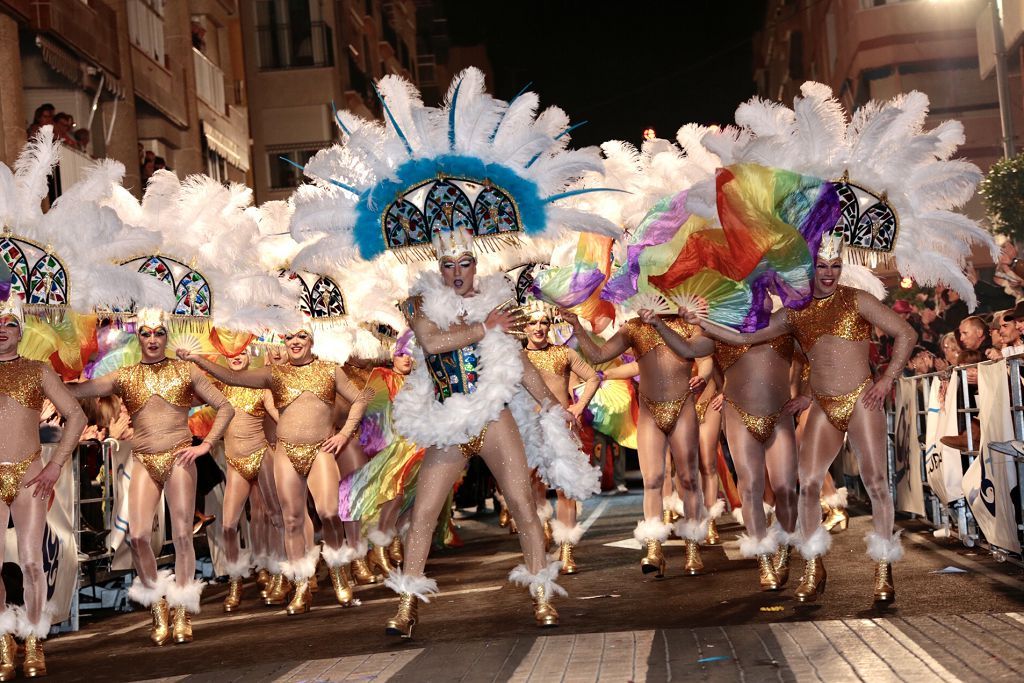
<box><xmin>442</xmin><ymin>1</ymin><xmax>768</xmax><ymax>148</ymax></box>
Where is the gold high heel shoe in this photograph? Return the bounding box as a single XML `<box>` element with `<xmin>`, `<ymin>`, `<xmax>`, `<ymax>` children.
<box><xmin>794</xmin><ymin>557</ymin><xmax>827</xmax><ymax>603</ymax></box>
<box><xmin>873</xmin><ymin>562</ymin><xmax>896</xmax><ymax>604</ymax></box>
<box><xmin>498</xmin><ymin>505</ymin><xmax>511</xmax><ymax>528</ymax></box>
<box><xmin>22</xmin><ymin>636</ymin><xmax>46</xmax><ymax>678</ymax></box>
<box><xmin>309</xmin><ymin>562</ymin><xmax>320</xmax><ymax>593</ymax></box>
<box><xmin>385</xmin><ymin>593</ymin><xmax>418</xmax><ymax>638</ymax></box>
<box><xmin>558</xmin><ymin>542</ymin><xmax>578</xmax><ymax>575</ymax></box>
<box><xmin>172</xmin><ymin>607</ymin><xmax>192</xmax><ymax>644</ymax></box>
<box><xmin>286</xmin><ymin>579</ymin><xmax>312</xmax><ymax>615</ymax></box>
<box><xmin>773</xmin><ymin>545</ymin><xmax>792</xmax><ymax>587</ymax></box>
<box><xmin>532</xmin><ymin>585</ymin><xmax>559</xmax><ymax>627</ymax></box>
<box><xmin>264</xmin><ymin>574</ymin><xmax>290</xmax><ymax>605</ymax></box>
<box><xmin>388</xmin><ymin>536</ymin><xmax>404</xmax><ymax>566</ymax></box>
<box><xmin>823</xmin><ymin>506</ymin><xmax>849</xmax><ymax>533</ymax></box>
<box><xmin>757</xmin><ymin>554</ymin><xmax>781</xmax><ymax>591</ymax></box>
<box><xmin>682</xmin><ymin>539</ymin><xmax>704</xmax><ymax>576</ymax></box>
<box><xmin>150</xmin><ymin>598</ymin><xmax>171</xmax><ymax>646</ymax></box>
<box><xmin>0</xmin><ymin>634</ymin><xmax>16</xmax><ymax>681</ymax></box>
<box><xmin>223</xmin><ymin>577</ymin><xmax>243</xmax><ymax>612</ymax></box>
<box><xmin>367</xmin><ymin>545</ymin><xmax>395</xmax><ymax>577</ymax></box>
<box><xmin>640</xmin><ymin>539</ymin><xmax>667</xmax><ymax>577</ymax></box>
<box><xmin>256</xmin><ymin>567</ymin><xmax>270</xmax><ymax>589</ymax></box>
<box><xmin>509</xmin><ymin>517</ymin><xmax>519</xmax><ymax>535</ymax></box>
<box><xmin>543</xmin><ymin>520</ymin><xmax>554</xmax><ymax>552</ymax></box>
<box><xmin>328</xmin><ymin>564</ymin><xmax>357</xmax><ymax>607</ymax></box>
<box><xmin>352</xmin><ymin>557</ymin><xmax>381</xmax><ymax>585</ymax></box>
<box><xmin>705</xmin><ymin>518</ymin><xmax>720</xmax><ymax>545</ymax></box>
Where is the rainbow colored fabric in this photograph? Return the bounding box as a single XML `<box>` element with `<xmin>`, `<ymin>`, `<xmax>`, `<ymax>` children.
<box><xmin>532</xmin><ymin>233</ymin><xmax>617</xmax><ymax>327</ymax></box>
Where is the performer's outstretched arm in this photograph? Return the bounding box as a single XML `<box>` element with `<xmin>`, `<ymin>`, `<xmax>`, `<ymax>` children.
<box><xmin>639</xmin><ymin>310</ymin><xmax>715</xmax><ymax>359</ymax></box>
<box><xmin>177</xmin><ymin>350</ymin><xmax>271</xmax><ymax>389</ymax></box>
<box><xmin>685</xmin><ymin>308</ymin><xmax>791</xmax><ymax>347</ymax></box>
<box><xmin>561</xmin><ymin>310</ymin><xmax>629</xmax><ymax>363</ymax></box>
<box><xmin>65</xmin><ymin>371</ymin><xmax>117</xmax><ymax>399</ymax></box>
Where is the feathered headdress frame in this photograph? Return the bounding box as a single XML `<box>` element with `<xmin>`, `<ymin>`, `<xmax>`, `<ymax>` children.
<box><xmin>699</xmin><ymin>82</ymin><xmax>996</xmax><ymax>307</ymax></box>
<box><xmin>288</xmin><ymin>67</ymin><xmax>622</xmax><ymax>264</ymax></box>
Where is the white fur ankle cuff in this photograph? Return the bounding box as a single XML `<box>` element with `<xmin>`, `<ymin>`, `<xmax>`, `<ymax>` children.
<box><xmin>634</xmin><ymin>518</ymin><xmax>671</xmax><ymax>544</ymax></box>
<box><xmin>866</xmin><ymin>531</ymin><xmax>904</xmax><ymax>563</ymax></box>
<box><xmin>384</xmin><ymin>569</ymin><xmax>439</xmax><ymax>602</ymax></box>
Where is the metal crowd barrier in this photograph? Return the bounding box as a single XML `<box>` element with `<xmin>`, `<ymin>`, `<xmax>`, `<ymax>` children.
<box><xmin>889</xmin><ymin>358</ymin><xmax>1024</xmax><ymax>567</ymax></box>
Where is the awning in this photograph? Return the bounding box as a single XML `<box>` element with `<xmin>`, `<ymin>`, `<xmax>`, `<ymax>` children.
<box><xmin>37</xmin><ymin>36</ymin><xmax>126</xmax><ymax>100</ymax></box>
<box><xmin>203</xmin><ymin>121</ymin><xmax>250</xmax><ymax>172</ymax></box>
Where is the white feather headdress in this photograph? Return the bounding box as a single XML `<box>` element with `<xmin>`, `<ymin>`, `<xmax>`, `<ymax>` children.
<box><xmin>697</xmin><ymin>82</ymin><xmax>995</xmax><ymax>307</ymax></box>
<box><xmin>0</xmin><ymin>127</ymin><xmax>172</xmax><ymax>314</ymax></box>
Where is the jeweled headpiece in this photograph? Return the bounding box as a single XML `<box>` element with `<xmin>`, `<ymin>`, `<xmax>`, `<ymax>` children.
<box><xmin>524</xmin><ymin>299</ymin><xmax>553</xmax><ymax>323</ymax></box>
<box><xmin>817</xmin><ymin>231</ymin><xmax>845</xmax><ymax>261</ymax></box>
<box><xmin>0</xmin><ymin>296</ymin><xmax>24</xmax><ymax>327</ymax></box>
<box><xmin>135</xmin><ymin>307</ymin><xmax>168</xmax><ymax>331</ymax></box>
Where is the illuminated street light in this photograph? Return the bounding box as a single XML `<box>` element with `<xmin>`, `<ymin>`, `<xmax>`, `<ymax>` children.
<box><xmin>642</xmin><ymin>127</ymin><xmax>656</xmax><ymax>141</ymax></box>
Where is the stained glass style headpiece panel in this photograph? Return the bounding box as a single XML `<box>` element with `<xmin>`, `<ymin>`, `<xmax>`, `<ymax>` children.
<box><xmin>121</xmin><ymin>254</ymin><xmax>213</xmax><ymax>318</ymax></box>
<box><xmin>0</xmin><ymin>234</ymin><xmax>70</xmax><ymax>307</ymax></box>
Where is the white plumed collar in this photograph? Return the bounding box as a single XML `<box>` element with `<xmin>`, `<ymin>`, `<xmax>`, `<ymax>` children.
<box><xmin>410</xmin><ymin>271</ymin><xmax>512</xmax><ymax>329</ymax></box>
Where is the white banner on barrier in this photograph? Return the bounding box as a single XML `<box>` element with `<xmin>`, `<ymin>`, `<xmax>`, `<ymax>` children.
<box><xmin>107</xmin><ymin>440</ymin><xmax>165</xmax><ymax>571</ymax></box>
<box><xmin>964</xmin><ymin>362</ymin><xmax>1021</xmax><ymax>554</ymax></box>
<box><xmin>926</xmin><ymin>374</ymin><xmax>966</xmax><ymax>503</ymax></box>
<box><xmin>895</xmin><ymin>378</ymin><xmax>926</xmax><ymax>516</ymax></box>
<box><xmin>2</xmin><ymin>445</ymin><xmax>78</xmax><ymax>624</ymax></box>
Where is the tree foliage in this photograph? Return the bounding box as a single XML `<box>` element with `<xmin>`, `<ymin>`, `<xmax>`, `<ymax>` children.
<box><xmin>980</xmin><ymin>152</ymin><xmax>1024</xmax><ymax>242</ymax></box>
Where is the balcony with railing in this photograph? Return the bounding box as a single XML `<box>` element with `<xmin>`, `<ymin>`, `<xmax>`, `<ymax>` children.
<box><xmin>51</xmin><ymin>145</ymin><xmax>94</xmax><ymax>200</ymax></box>
<box><xmin>256</xmin><ymin>21</ymin><xmax>334</xmax><ymax>70</ymax></box>
<box><xmin>30</xmin><ymin>0</ymin><xmax>120</xmax><ymax>74</ymax></box>
<box><xmin>193</xmin><ymin>48</ymin><xmax>226</xmax><ymax>114</ymax></box>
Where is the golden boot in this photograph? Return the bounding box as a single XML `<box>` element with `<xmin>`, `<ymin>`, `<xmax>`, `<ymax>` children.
<box><xmin>150</xmin><ymin>598</ymin><xmax>171</xmax><ymax>646</ymax></box>
<box><xmin>223</xmin><ymin>578</ymin><xmax>243</xmax><ymax>612</ymax></box>
<box><xmin>823</xmin><ymin>506</ymin><xmax>849</xmax><ymax>533</ymax></box>
<box><xmin>773</xmin><ymin>545</ymin><xmax>792</xmax><ymax>587</ymax></box>
<box><xmin>385</xmin><ymin>593</ymin><xmax>418</xmax><ymax>638</ymax></box>
<box><xmin>757</xmin><ymin>554</ymin><xmax>781</xmax><ymax>591</ymax></box>
<box><xmin>543</xmin><ymin>520</ymin><xmax>554</xmax><ymax>552</ymax></box>
<box><xmin>388</xmin><ymin>536</ymin><xmax>404</xmax><ymax>566</ymax></box>
<box><xmin>705</xmin><ymin>518</ymin><xmax>720</xmax><ymax>545</ymax></box>
<box><xmin>532</xmin><ymin>585</ymin><xmax>559</xmax><ymax>627</ymax></box>
<box><xmin>794</xmin><ymin>557</ymin><xmax>827</xmax><ymax>603</ymax></box>
<box><xmin>873</xmin><ymin>562</ymin><xmax>896</xmax><ymax>604</ymax></box>
<box><xmin>352</xmin><ymin>557</ymin><xmax>380</xmax><ymax>585</ymax></box>
<box><xmin>264</xmin><ymin>574</ymin><xmax>290</xmax><ymax>605</ymax></box>
<box><xmin>367</xmin><ymin>545</ymin><xmax>395</xmax><ymax>577</ymax></box>
<box><xmin>328</xmin><ymin>564</ymin><xmax>357</xmax><ymax>607</ymax></box>
<box><xmin>498</xmin><ymin>505</ymin><xmax>511</xmax><ymax>528</ymax></box>
<box><xmin>682</xmin><ymin>540</ymin><xmax>704</xmax><ymax>576</ymax></box>
<box><xmin>558</xmin><ymin>543</ymin><xmax>578</xmax><ymax>575</ymax></box>
<box><xmin>640</xmin><ymin>539</ymin><xmax>667</xmax><ymax>577</ymax></box>
<box><xmin>309</xmin><ymin>565</ymin><xmax>320</xmax><ymax>593</ymax></box>
<box><xmin>661</xmin><ymin>508</ymin><xmax>674</xmax><ymax>529</ymax></box>
<box><xmin>22</xmin><ymin>636</ymin><xmax>45</xmax><ymax>678</ymax></box>
<box><xmin>172</xmin><ymin>607</ymin><xmax>193</xmax><ymax>644</ymax></box>
<box><xmin>256</xmin><ymin>568</ymin><xmax>270</xmax><ymax>589</ymax></box>
<box><xmin>0</xmin><ymin>634</ymin><xmax>16</xmax><ymax>681</ymax></box>
<box><xmin>286</xmin><ymin>579</ymin><xmax>312</xmax><ymax>615</ymax></box>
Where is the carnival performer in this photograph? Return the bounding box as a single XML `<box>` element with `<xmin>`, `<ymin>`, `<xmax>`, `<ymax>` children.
<box><xmin>177</xmin><ymin>324</ymin><xmax>372</xmax><ymax>615</ymax></box>
<box><xmin>522</xmin><ymin>302</ymin><xmax>601</xmax><ymax>574</ymax></box>
<box><xmin>215</xmin><ymin>348</ymin><xmax>279</xmax><ymax>611</ymax></box>
<box><xmin>674</xmin><ymin>236</ymin><xmax>915</xmax><ymax>602</ymax></box>
<box><xmin>69</xmin><ymin>309</ymin><xmax>234</xmax><ymax>644</ymax></box>
<box><xmin>0</xmin><ymin>299</ymin><xmax>86</xmax><ymax>677</ymax></box>
<box><xmin>701</xmin><ymin>319</ymin><xmax>800</xmax><ymax>590</ymax></box>
<box><xmin>564</xmin><ymin>308</ymin><xmax>715</xmax><ymax>576</ymax></box>
<box><xmin>254</xmin><ymin>342</ymin><xmax>289</xmax><ymax>604</ymax></box>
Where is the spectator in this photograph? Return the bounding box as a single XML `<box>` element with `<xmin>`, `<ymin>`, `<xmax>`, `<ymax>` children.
<box><xmin>966</xmin><ymin>263</ymin><xmax>1016</xmax><ymax>313</ymax></box>
<box><xmin>939</xmin><ymin>287</ymin><xmax>969</xmax><ymax>333</ymax></box>
<box><xmin>53</xmin><ymin>112</ymin><xmax>78</xmax><ymax>147</ymax></box>
<box><xmin>936</xmin><ymin>332</ymin><xmax>959</xmax><ymax>372</ymax></box>
<box><xmin>958</xmin><ymin>316</ymin><xmax>992</xmax><ymax>355</ymax></box>
<box><xmin>26</xmin><ymin>103</ymin><xmax>55</xmax><ymax>138</ymax></box>
<box><xmin>918</xmin><ymin>300</ymin><xmax>942</xmax><ymax>345</ymax></box>
<box><xmin>986</xmin><ymin>315</ymin><xmax>1004</xmax><ymax>361</ymax></box>
<box><xmin>997</xmin><ymin>306</ymin><xmax>1024</xmax><ymax>357</ymax></box>
<box><xmin>74</xmin><ymin>129</ymin><xmax>92</xmax><ymax>155</ymax></box>
<box><xmin>141</xmin><ymin>150</ymin><xmax>156</xmax><ymax>184</ymax></box>
<box><xmin>154</xmin><ymin>156</ymin><xmax>168</xmax><ymax>171</ymax></box>
<box><xmin>907</xmin><ymin>345</ymin><xmax>937</xmax><ymax>376</ymax></box>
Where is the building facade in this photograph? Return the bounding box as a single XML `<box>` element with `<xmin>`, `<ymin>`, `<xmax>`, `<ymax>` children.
<box><xmin>755</xmin><ymin>0</ymin><xmax>1022</xmax><ymax>176</ymax></box>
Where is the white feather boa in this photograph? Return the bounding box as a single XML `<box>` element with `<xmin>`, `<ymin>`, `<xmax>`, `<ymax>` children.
<box><xmin>394</xmin><ymin>272</ymin><xmax>599</xmax><ymax>500</ymax></box>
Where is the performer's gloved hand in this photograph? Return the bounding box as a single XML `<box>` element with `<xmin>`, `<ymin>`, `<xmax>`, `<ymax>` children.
<box><xmin>175</xmin><ymin>441</ymin><xmax>212</xmax><ymax>466</ymax></box>
<box><xmin>638</xmin><ymin>309</ymin><xmax>660</xmax><ymax>325</ymax></box>
<box><xmin>25</xmin><ymin>461</ymin><xmax>62</xmax><ymax>500</ymax></box>
<box><xmin>558</xmin><ymin>309</ymin><xmax>581</xmax><ymax>328</ymax></box>
<box><xmin>677</xmin><ymin>307</ymin><xmax>702</xmax><ymax>326</ymax></box>
<box><xmin>688</xmin><ymin>376</ymin><xmax>707</xmax><ymax>396</ymax></box>
<box><xmin>176</xmin><ymin>348</ymin><xmax>197</xmax><ymax>362</ymax></box>
<box><xmin>568</xmin><ymin>403</ymin><xmax>585</xmax><ymax>423</ymax></box>
<box><xmin>322</xmin><ymin>431</ymin><xmax>351</xmax><ymax>454</ymax></box>
<box><xmin>484</xmin><ymin>308</ymin><xmax>516</xmax><ymax>332</ymax></box>
<box><xmin>710</xmin><ymin>393</ymin><xmax>725</xmax><ymax>412</ymax></box>
<box><xmin>782</xmin><ymin>395</ymin><xmax>811</xmax><ymax>415</ymax></box>
<box><xmin>861</xmin><ymin>377</ymin><xmax>893</xmax><ymax>411</ymax></box>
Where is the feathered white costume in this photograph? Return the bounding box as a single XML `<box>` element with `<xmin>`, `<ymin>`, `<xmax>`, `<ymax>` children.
<box><xmin>285</xmin><ymin>67</ymin><xmax>619</xmax><ymax>635</ymax></box>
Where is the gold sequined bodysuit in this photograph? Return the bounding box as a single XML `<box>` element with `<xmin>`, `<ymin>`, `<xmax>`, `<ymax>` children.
<box><xmin>786</xmin><ymin>287</ymin><xmax>873</xmax><ymax>432</ymax></box>
<box><xmin>0</xmin><ymin>451</ymin><xmax>39</xmax><ymax>505</ymax></box>
<box><xmin>223</xmin><ymin>385</ymin><xmax>269</xmax><ymax>482</ymax></box>
<box><xmin>624</xmin><ymin>318</ymin><xmax>698</xmax><ymax>434</ymax></box>
<box><xmin>715</xmin><ymin>336</ymin><xmax>795</xmax><ymax>442</ymax></box>
<box><xmin>524</xmin><ymin>344</ymin><xmax>600</xmax><ymax>408</ymax></box>
<box><xmin>270</xmin><ymin>360</ymin><xmax>337</xmax><ymax>476</ymax></box>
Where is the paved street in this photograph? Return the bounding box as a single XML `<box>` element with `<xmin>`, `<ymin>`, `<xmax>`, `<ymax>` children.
<box><xmin>49</xmin><ymin>493</ymin><xmax>1024</xmax><ymax>682</ymax></box>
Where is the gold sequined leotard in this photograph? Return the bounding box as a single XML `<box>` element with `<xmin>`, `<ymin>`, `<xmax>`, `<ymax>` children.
<box><xmin>0</xmin><ymin>451</ymin><xmax>39</xmax><ymax>505</ymax></box>
<box><xmin>715</xmin><ymin>336</ymin><xmax>795</xmax><ymax>442</ymax></box>
<box><xmin>622</xmin><ymin>318</ymin><xmax>698</xmax><ymax>434</ymax></box>
<box><xmin>786</xmin><ymin>287</ymin><xmax>873</xmax><ymax>432</ymax></box>
<box><xmin>222</xmin><ymin>385</ymin><xmax>269</xmax><ymax>482</ymax></box>
<box><xmin>524</xmin><ymin>344</ymin><xmax>600</xmax><ymax>409</ymax></box>
<box><xmin>270</xmin><ymin>360</ymin><xmax>338</xmax><ymax>476</ymax></box>
<box><xmin>0</xmin><ymin>357</ymin><xmax>45</xmax><ymax>411</ymax></box>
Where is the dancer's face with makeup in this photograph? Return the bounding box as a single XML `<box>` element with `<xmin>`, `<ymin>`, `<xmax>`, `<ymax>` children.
<box><xmin>137</xmin><ymin>326</ymin><xmax>168</xmax><ymax>362</ymax></box>
<box><xmin>228</xmin><ymin>350</ymin><xmax>251</xmax><ymax>370</ymax></box>
<box><xmin>813</xmin><ymin>257</ymin><xmax>842</xmax><ymax>298</ymax></box>
<box><xmin>283</xmin><ymin>330</ymin><xmax>314</xmax><ymax>363</ymax></box>
<box><xmin>0</xmin><ymin>315</ymin><xmax>21</xmax><ymax>358</ymax></box>
<box><xmin>440</xmin><ymin>252</ymin><xmax>476</xmax><ymax>296</ymax></box>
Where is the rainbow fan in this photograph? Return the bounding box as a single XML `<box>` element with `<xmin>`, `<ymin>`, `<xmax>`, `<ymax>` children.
<box><xmin>85</xmin><ymin>328</ymin><xmax>141</xmax><ymax>378</ymax></box>
<box><xmin>532</xmin><ymin>233</ymin><xmax>617</xmax><ymax>327</ymax></box>
<box><xmin>574</xmin><ymin>377</ymin><xmax>638</xmax><ymax>450</ymax></box>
